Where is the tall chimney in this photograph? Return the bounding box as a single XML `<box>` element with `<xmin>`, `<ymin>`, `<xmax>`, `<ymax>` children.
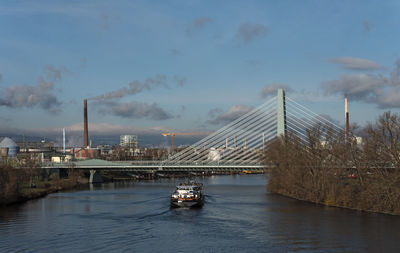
<box><xmin>63</xmin><ymin>128</ymin><xmax>66</xmax><ymax>153</ymax></box>
<box><xmin>84</xmin><ymin>99</ymin><xmax>89</xmax><ymax>148</ymax></box>
<box><xmin>345</xmin><ymin>94</ymin><xmax>349</xmax><ymax>141</ymax></box>
<box><xmin>345</xmin><ymin>94</ymin><xmax>347</xmax><ymax>124</ymax></box>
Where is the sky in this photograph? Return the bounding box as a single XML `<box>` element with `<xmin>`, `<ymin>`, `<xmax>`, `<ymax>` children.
<box><xmin>0</xmin><ymin>0</ymin><xmax>400</xmax><ymax>146</ymax></box>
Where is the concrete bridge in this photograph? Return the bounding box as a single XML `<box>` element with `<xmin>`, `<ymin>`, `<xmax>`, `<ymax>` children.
<box><xmin>44</xmin><ymin>159</ymin><xmax>267</xmax><ymax>183</ymax></box>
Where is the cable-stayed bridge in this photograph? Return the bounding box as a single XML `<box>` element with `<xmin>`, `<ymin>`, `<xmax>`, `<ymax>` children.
<box><xmin>160</xmin><ymin>89</ymin><xmax>342</xmax><ymax>168</ymax></box>
<box><xmin>45</xmin><ymin>89</ymin><xmax>344</xmax><ymax>179</ymax></box>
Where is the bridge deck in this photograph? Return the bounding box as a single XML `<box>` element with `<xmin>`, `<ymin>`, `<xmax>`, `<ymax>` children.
<box><xmin>44</xmin><ymin>159</ymin><xmax>266</xmax><ymax>172</ymax></box>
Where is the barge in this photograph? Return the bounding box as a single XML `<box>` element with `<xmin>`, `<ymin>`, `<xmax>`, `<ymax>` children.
<box><xmin>170</xmin><ymin>181</ymin><xmax>204</xmax><ymax>208</ymax></box>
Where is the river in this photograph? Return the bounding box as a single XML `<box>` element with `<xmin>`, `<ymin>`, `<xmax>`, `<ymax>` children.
<box><xmin>1</xmin><ymin>174</ymin><xmax>400</xmax><ymax>252</ymax></box>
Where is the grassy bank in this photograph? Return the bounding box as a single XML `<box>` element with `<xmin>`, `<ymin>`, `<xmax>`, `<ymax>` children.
<box><xmin>0</xmin><ymin>164</ymin><xmax>86</xmax><ymax>206</ymax></box>
<box><xmin>265</xmin><ymin>112</ymin><xmax>400</xmax><ymax>215</ymax></box>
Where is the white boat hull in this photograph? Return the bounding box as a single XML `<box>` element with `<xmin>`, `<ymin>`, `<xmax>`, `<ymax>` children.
<box><xmin>170</xmin><ymin>196</ymin><xmax>204</xmax><ymax>208</ymax></box>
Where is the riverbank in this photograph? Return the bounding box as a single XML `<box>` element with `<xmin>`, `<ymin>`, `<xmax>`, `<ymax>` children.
<box><xmin>267</xmin><ymin>175</ymin><xmax>400</xmax><ymax>216</ymax></box>
<box><xmin>1</xmin><ymin>177</ymin><xmax>88</xmax><ymax>206</ymax></box>
<box><xmin>266</xmin><ymin>142</ymin><xmax>400</xmax><ymax>215</ymax></box>
<box><xmin>265</xmin><ymin>112</ymin><xmax>400</xmax><ymax>216</ymax></box>
<box><xmin>0</xmin><ymin>163</ymin><xmax>89</xmax><ymax>206</ymax></box>
<box><xmin>21</xmin><ymin>178</ymin><xmax>88</xmax><ymax>204</ymax></box>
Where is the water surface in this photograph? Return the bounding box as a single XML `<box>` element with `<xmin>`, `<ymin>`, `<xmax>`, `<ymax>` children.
<box><xmin>1</xmin><ymin>175</ymin><xmax>400</xmax><ymax>252</ymax></box>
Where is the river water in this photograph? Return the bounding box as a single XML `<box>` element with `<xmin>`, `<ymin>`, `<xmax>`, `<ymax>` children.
<box><xmin>1</xmin><ymin>174</ymin><xmax>400</xmax><ymax>252</ymax></box>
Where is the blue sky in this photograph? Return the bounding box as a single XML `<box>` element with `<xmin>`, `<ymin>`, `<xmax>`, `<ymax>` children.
<box><xmin>1</xmin><ymin>0</ymin><xmax>400</xmax><ymax>145</ymax></box>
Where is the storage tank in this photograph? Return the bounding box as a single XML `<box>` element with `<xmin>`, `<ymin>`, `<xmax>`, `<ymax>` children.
<box><xmin>0</xmin><ymin>147</ymin><xmax>9</xmax><ymax>157</ymax></box>
<box><xmin>0</xmin><ymin>137</ymin><xmax>20</xmax><ymax>157</ymax></box>
<box><xmin>207</xmin><ymin>148</ymin><xmax>221</xmax><ymax>161</ymax></box>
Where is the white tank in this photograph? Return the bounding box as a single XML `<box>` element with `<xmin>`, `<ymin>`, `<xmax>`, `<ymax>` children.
<box><xmin>0</xmin><ymin>137</ymin><xmax>19</xmax><ymax>157</ymax></box>
<box><xmin>0</xmin><ymin>147</ymin><xmax>9</xmax><ymax>157</ymax></box>
<box><xmin>208</xmin><ymin>148</ymin><xmax>221</xmax><ymax>161</ymax></box>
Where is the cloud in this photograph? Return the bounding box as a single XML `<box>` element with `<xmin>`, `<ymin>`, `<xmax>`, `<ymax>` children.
<box><xmin>363</xmin><ymin>20</ymin><xmax>373</xmax><ymax>32</ymax></box>
<box><xmin>374</xmin><ymin>87</ymin><xmax>400</xmax><ymax>108</ymax></box>
<box><xmin>173</xmin><ymin>75</ymin><xmax>186</xmax><ymax>86</ymax></box>
<box><xmin>0</xmin><ymin>65</ymin><xmax>66</xmax><ymax>113</ymax></box>
<box><xmin>261</xmin><ymin>83</ymin><xmax>292</xmax><ymax>99</ymax></box>
<box><xmin>328</xmin><ymin>57</ymin><xmax>383</xmax><ymax>71</ymax></box>
<box><xmin>89</xmin><ymin>74</ymin><xmax>184</xmax><ymax>120</ymax></box>
<box><xmin>193</xmin><ymin>17</ymin><xmax>212</xmax><ymax>27</ymax></box>
<box><xmin>236</xmin><ymin>23</ymin><xmax>268</xmax><ymax>43</ymax></box>
<box><xmin>246</xmin><ymin>60</ymin><xmax>263</xmax><ymax>67</ymax></box>
<box><xmin>0</xmin><ymin>116</ymin><xmax>12</xmax><ymax>122</ymax></box>
<box><xmin>288</xmin><ymin>90</ymin><xmax>337</xmax><ymax>103</ymax></box>
<box><xmin>80</xmin><ymin>57</ymin><xmax>87</xmax><ymax>69</ymax></box>
<box><xmin>185</xmin><ymin>17</ymin><xmax>212</xmax><ymax>35</ymax></box>
<box><xmin>99</xmin><ymin>13</ymin><xmax>110</xmax><ymax>31</ymax></box>
<box><xmin>180</xmin><ymin>105</ymin><xmax>186</xmax><ymax>113</ymax></box>
<box><xmin>207</xmin><ymin>104</ymin><xmax>254</xmax><ymax>125</ymax></box>
<box><xmin>322</xmin><ymin>60</ymin><xmax>400</xmax><ymax>108</ymax></box>
<box><xmin>323</xmin><ymin>73</ymin><xmax>384</xmax><ymax>100</ymax></box>
<box><xmin>99</xmin><ymin>101</ymin><xmax>173</xmax><ymax>120</ymax></box>
<box><xmin>171</xmin><ymin>49</ymin><xmax>181</xmax><ymax>56</ymax></box>
<box><xmin>90</xmin><ymin>74</ymin><xmax>185</xmax><ymax>102</ymax></box>
<box><xmin>208</xmin><ymin>108</ymin><xmax>223</xmax><ymax>118</ymax></box>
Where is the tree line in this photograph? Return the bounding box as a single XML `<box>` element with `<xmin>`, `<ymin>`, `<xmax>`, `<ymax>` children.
<box><xmin>265</xmin><ymin>111</ymin><xmax>400</xmax><ymax>215</ymax></box>
<box><xmin>0</xmin><ymin>159</ymin><xmax>82</xmax><ymax>205</ymax></box>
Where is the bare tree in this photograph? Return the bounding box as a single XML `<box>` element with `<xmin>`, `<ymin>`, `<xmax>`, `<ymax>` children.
<box><xmin>266</xmin><ymin>111</ymin><xmax>400</xmax><ymax>214</ymax></box>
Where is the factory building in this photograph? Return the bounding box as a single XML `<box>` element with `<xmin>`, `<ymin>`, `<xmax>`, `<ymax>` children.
<box><xmin>71</xmin><ymin>148</ymin><xmax>99</xmax><ymax>159</ymax></box>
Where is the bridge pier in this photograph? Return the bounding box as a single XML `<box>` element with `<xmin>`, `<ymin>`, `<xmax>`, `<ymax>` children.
<box><xmin>89</xmin><ymin>169</ymin><xmax>103</xmax><ymax>184</ymax></box>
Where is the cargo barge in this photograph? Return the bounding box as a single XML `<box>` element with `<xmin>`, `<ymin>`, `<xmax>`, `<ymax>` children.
<box><xmin>170</xmin><ymin>181</ymin><xmax>204</xmax><ymax>208</ymax></box>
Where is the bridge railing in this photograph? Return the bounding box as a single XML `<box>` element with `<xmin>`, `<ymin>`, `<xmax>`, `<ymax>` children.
<box><xmin>43</xmin><ymin>159</ymin><xmax>265</xmax><ymax>168</ymax></box>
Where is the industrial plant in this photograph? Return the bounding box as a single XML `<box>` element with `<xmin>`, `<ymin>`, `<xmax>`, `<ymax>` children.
<box><xmin>0</xmin><ymin>99</ymin><xmax>172</xmax><ymax>166</ymax></box>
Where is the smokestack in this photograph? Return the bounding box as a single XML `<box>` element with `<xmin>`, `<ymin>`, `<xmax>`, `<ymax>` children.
<box><xmin>345</xmin><ymin>94</ymin><xmax>348</xmax><ymax>125</ymax></box>
<box><xmin>345</xmin><ymin>94</ymin><xmax>349</xmax><ymax>142</ymax></box>
<box><xmin>84</xmin><ymin>99</ymin><xmax>89</xmax><ymax>148</ymax></box>
<box><xmin>63</xmin><ymin>128</ymin><xmax>66</xmax><ymax>153</ymax></box>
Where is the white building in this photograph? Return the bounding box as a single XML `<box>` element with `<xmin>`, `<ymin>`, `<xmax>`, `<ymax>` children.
<box><xmin>120</xmin><ymin>135</ymin><xmax>138</xmax><ymax>148</ymax></box>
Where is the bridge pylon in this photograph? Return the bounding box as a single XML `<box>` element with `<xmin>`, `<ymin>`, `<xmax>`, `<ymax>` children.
<box><xmin>277</xmin><ymin>89</ymin><xmax>287</xmax><ymax>137</ymax></box>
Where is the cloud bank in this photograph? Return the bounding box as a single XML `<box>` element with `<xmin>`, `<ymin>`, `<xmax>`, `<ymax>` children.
<box><xmin>363</xmin><ymin>20</ymin><xmax>373</xmax><ymax>32</ymax></box>
<box><xmin>323</xmin><ymin>60</ymin><xmax>400</xmax><ymax>108</ymax></box>
<box><xmin>0</xmin><ymin>65</ymin><xmax>66</xmax><ymax>113</ymax></box>
<box><xmin>90</xmin><ymin>74</ymin><xmax>185</xmax><ymax>102</ymax></box>
<box><xmin>328</xmin><ymin>57</ymin><xmax>383</xmax><ymax>71</ymax></box>
<box><xmin>207</xmin><ymin>104</ymin><xmax>254</xmax><ymax>125</ymax></box>
<box><xmin>186</xmin><ymin>17</ymin><xmax>212</xmax><ymax>35</ymax></box>
<box><xmin>171</xmin><ymin>49</ymin><xmax>181</xmax><ymax>56</ymax></box>
<box><xmin>99</xmin><ymin>101</ymin><xmax>173</xmax><ymax>120</ymax></box>
<box><xmin>236</xmin><ymin>23</ymin><xmax>268</xmax><ymax>43</ymax></box>
<box><xmin>90</xmin><ymin>74</ymin><xmax>184</xmax><ymax>120</ymax></box>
